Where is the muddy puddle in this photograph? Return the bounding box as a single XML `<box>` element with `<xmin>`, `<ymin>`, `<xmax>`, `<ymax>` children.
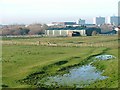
<box><xmin>39</xmin><ymin>64</ymin><xmax>108</xmax><ymax>88</ymax></box>
<box><xmin>95</xmin><ymin>55</ymin><xmax>116</xmax><ymax>60</ymax></box>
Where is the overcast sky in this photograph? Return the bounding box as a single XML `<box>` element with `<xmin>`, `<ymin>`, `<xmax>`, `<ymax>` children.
<box><xmin>0</xmin><ymin>0</ymin><xmax>119</xmax><ymax>24</ymax></box>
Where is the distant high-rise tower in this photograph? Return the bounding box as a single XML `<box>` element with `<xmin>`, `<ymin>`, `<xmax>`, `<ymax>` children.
<box><xmin>119</xmin><ymin>2</ymin><xmax>120</xmax><ymax>25</ymax></box>
<box><xmin>110</xmin><ymin>16</ymin><xmax>118</xmax><ymax>26</ymax></box>
<box><xmin>93</xmin><ymin>16</ymin><xmax>105</xmax><ymax>25</ymax></box>
<box><xmin>78</xmin><ymin>19</ymin><xmax>85</xmax><ymax>25</ymax></box>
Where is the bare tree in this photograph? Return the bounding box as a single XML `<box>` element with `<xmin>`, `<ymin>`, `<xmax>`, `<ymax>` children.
<box><xmin>27</xmin><ymin>24</ymin><xmax>43</xmax><ymax>35</ymax></box>
<box><xmin>100</xmin><ymin>24</ymin><xmax>113</xmax><ymax>33</ymax></box>
<box><xmin>41</xmin><ymin>24</ymin><xmax>48</xmax><ymax>33</ymax></box>
<box><xmin>1</xmin><ymin>25</ymin><xmax>30</xmax><ymax>35</ymax></box>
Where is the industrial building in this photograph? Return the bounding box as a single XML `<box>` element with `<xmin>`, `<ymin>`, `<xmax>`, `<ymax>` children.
<box><xmin>52</xmin><ymin>22</ymin><xmax>76</xmax><ymax>26</ymax></box>
<box><xmin>46</xmin><ymin>29</ymin><xmax>86</xmax><ymax>37</ymax></box>
<box><xmin>45</xmin><ymin>26</ymin><xmax>101</xmax><ymax>36</ymax></box>
<box><xmin>45</xmin><ymin>29</ymin><xmax>86</xmax><ymax>37</ymax></box>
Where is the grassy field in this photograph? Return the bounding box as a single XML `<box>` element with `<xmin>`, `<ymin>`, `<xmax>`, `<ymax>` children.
<box><xmin>2</xmin><ymin>35</ymin><xmax>119</xmax><ymax>88</ymax></box>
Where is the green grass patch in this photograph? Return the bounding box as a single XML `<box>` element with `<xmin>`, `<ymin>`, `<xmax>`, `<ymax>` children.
<box><xmin>2</xmin><ymin>35</ymin><xmax>118</xmax><ymax>88</ymax></box>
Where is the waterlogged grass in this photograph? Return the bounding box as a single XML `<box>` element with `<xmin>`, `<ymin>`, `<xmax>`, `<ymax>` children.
<box><xmin>2</xmin><ymin>45</ymin><xmax>95</xmax><ymax>87</ymax></box>
<box><xmin>88</xmin><ymin>48</ymin><xmax>118</xmax><ymax>88</ymax></box>
<box><xmin>2</xmin><ymin>35</ymin><xmax>118</xmax><ymax>88</ymax></box>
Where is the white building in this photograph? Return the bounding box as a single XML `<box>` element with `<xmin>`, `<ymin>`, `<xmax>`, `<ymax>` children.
<box><xmin>45</xmin><ymin>29</ymin><xmax>86</xmax><ymax>37</ymax></box>
<box><xmin>93</xmin><ymin>17</ymin><xmax>105</xmax><ymax>25</ymax></box>
<box><xmin>78</xmin><ymin>19</ymin><xmax>85</xmax><ymax>25</ymax></box>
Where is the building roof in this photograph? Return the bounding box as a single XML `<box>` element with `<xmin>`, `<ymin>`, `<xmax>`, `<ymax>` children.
<box><xmin>47</xmin><ymin>26</ymin><xmax>86</xmax><ymax>30</ymax></box>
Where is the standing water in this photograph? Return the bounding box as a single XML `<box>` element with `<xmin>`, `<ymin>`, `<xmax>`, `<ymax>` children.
<box><xmin>39</xmin><ymin>64</ymin><xmax>108</xmax><ymax>88</ymax></box>
<box><xmin>95</xmin><ymin>55</ymin><xmax>116</xmax><ymax>60</ymax></box>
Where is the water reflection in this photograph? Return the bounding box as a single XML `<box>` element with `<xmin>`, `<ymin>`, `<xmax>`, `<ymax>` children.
<box><xmin>40</xmin><ymin>64</ymin><xmax>108</xmax><ymax>88</ymax></box>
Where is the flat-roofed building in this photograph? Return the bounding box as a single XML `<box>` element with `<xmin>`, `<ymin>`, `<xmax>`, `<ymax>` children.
<box><xmin>52</xmin><ymin>22</ymin><xmax>76</xmax><ymax>26</ymax></box>
<box><xmin>110</xmin><ymin>16</ymin><xmax>119</xmax><ymax>26</ymax></box>
<box><xmin>78</xmin><ymin>19</ymin><xmax>85</xmax><ymax>25</ymax></box>
<box><xmin>93</xmin><ymin>16</ymin><xmax>105</xmax><ymax>25</ymax></box>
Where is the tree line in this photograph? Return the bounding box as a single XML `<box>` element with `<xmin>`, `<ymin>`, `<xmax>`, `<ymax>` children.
<box><xmin>0</xmin><ymin>24</ymin><xmax>48</xmax><ymax>36</ymax></box>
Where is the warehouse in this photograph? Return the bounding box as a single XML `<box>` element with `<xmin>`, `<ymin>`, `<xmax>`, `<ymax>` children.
<box><xmin>45</xmin><ymin>26</ymin><xmax>101</xmax><ymax>36</ymax></box>
<box><xmin>45</xmin><ymin>29</ymin><xmax>86</xmax><ymax>37</ymax></box>
<box><xmin>45</xmin><ymin>27</ymin><xmax>86</xmax><ymax>36</ymax></box>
